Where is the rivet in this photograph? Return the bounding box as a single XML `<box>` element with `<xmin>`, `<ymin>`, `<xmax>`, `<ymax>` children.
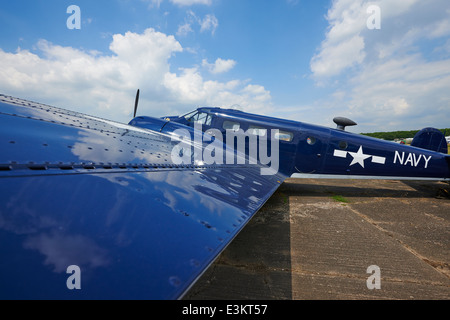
<box><xmin>190</xmin><ymin>259</ymin><xmax>200</xmax><ymax>268</ymax></box>
<box><xmin>169</xmin><ymin>276</ymin><xmax>181</xmax><ymax>287</ymax></box>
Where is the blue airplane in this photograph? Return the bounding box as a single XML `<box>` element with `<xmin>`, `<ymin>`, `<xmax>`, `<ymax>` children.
<box><xmin>132</xmin><ymin>105</ymin><xmax>449</xmax><ymax>181</ymax></box>
<box><xmin>0</xmin><ymin>92</ymin><xmax>448</xmax><ymax>300</ymax></box>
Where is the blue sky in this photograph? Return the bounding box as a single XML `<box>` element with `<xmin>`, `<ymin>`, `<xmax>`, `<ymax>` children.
<box><xmin>0</xmin><ymin>0</ymin><xmax>449</xmax><ymax>133</ymax></box>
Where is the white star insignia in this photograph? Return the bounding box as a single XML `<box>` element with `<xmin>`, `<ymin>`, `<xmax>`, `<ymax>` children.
<box><xmin>348</xmin><ymin>146</ymin><xmax>371</xmax><ymax>168</ymax></box>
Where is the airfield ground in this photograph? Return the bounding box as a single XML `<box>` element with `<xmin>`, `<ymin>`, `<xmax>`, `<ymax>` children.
<box><xmin>184</xmin><ymin>178</ymin><xmax>450</xmax><ymax>300</ymax></box>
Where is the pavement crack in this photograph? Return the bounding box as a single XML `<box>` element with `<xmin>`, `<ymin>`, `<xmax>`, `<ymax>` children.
<box><xmin>289</xmin><ymin>268</ymin><xmax>450</xmax><ymax>287</ymax></box>
<box><xmin>347</xmin><ymin>205</ymin><xmax>450</xmax><ymax>280</ymax></box>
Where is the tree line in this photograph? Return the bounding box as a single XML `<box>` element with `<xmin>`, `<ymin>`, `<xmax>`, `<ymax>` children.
<box><xmin>361</xmin><ymin>129</ymin><xmax>450</xmax><ymax>141</ymax></box>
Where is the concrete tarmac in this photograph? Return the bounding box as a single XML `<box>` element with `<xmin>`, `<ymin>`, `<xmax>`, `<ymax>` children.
<box><xmin>184</xmin><ymin>178</ymin><xmax>450</xmax><ymax>300</ymax></box>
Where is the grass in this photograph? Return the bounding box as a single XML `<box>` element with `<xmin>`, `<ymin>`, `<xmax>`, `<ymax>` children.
<box><xmin>331</xmin><ymin>195</ymin><xmax>350</xmax><ymax>203</ymax></box>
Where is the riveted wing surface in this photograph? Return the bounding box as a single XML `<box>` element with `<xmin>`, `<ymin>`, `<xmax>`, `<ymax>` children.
<box><xmin>0</xmin><ymin>95</ymin><xmax>285</xmax><ymax>299</ymax></box>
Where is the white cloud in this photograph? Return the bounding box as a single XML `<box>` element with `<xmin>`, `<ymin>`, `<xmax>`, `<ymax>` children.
<box><xmin>24</xmin><ymin>233</ymin><xmax>109</xmax><ymax>273</ymax></box>
<box><xmin>202</xmin><ymin>58</ymin><xmax>236</xmax><ymax>74</ymax></box>
<box><xmin>310</xmin><ymin>0</ymin><xmax>424</xmax><ymax>79</ymax></box>
<box><xmin>163</xmin><ymin>67</ymin><xmax>271</xmax><ymax>112</ymax></box>
<box><xmin>177</xmin><ymin>11</ymin><xmax>218</xmax><ymax>37</ymax></box>
<box><xmin>0</xmin><ymin>28</ymin><xmax>271</xmax><ymax>122</ymax></box>
<box><xmin>199</xmin><ymin>14</ymin><xmax>219</xmax><ymax>35</ymax></box>
<box><xmin>143</xmin><ymin>0</ymin><xmax>212</xmax><ymax>7</ymax></box>
<box><xmin>307</xmin><ymin>0</ymin><xmax>450</xmax><ymax>132</ymax></box>
<box><xmin>311</xmin><ymin>34</ymin><xmax>365</xmax><ymax>78</ymax></box>
<box><xmin>144</xmin><ymin>0</ymin><xmax>163</xmax><ymax>8</ymax></box>
<box><xmin>347</xmin><ymin>55</ymin><xmax>450</xmax><ymax>128</ymax></box>
<box><xmin>176</xmin><ymin>23</ymin><xmax>193</xmax><ymax>36</ymax></box>
<box><xmin>170</xmin><ymin>0</ymin><xmax>212</xmax><ymax>6</ymax></box>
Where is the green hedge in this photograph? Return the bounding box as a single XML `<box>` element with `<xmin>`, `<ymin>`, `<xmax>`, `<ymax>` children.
<box><xmin>361</xmin><ymin>129</ymin><xmax>450</xmax><ymax>141</ymax></box>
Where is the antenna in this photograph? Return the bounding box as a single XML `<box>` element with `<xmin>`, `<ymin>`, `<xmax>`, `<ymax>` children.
<box><xmin>133</xmin><ymin>89</ymin><xmax>140</xmax><ymax>118</ymax></box>
<box><xmin>333</xmin><ymin>117</ymin><xmax>357</xmax><ymax>131</ymax></box>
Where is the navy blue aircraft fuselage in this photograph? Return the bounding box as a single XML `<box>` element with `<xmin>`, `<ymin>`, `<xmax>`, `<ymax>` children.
<box><xmin>129</xmin><ymin>107</ymin><xmax>450</xmax><ymax>181</ymax></box>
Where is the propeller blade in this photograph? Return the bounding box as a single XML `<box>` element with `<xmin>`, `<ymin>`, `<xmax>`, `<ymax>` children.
<box><xmin>133</xmin><ymin>89</ymin><xmax>140</xmax><ymax>118</ymax></box>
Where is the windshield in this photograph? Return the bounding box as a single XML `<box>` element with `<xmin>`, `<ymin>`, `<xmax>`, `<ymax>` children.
<box><xmin>181</xmin><ymin>110</ymin><xmax>198</xmax><ymax>120</ymax></box>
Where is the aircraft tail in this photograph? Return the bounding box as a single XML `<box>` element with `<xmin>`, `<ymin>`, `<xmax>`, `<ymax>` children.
<box><xmin>411</xmin><ymin>128</ymin><xmax>448</xmax><ymax>154</ymax></box>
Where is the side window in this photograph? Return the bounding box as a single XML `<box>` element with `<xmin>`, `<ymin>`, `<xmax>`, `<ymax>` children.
<box><xmin>205</xmin><ymin>114</ymin><xmax>212</xmax><ymax>126</ymax></box>
<box><xmin>275</xmin><ymin>130</ymin><xmax>293</xmax><ymax>142</ymax></box>
<box><xmin>338</xmin><ymin>140</ymin><xmax>348</xmax><ymax>150</ymax></box>
<box><xmin>196</xmin><ymin>113</ymin><xmax>213</xmax><ymax>126</ymax></box>
<box><xmin>223</xmin><ymin>120</ymin><xmax>240</xmax><ymax>131</ymax></box>
<box><xmin>187</xmin><ymin>112</ymin><xmax>212</xmax><ymax>126</ymax></box>
<box><xmin>196</xmin><ymin>112</ymin><xmax>208</xmax><ymax>124</ymax></box>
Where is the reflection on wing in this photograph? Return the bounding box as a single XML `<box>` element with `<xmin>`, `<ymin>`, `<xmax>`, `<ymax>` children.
<box><xmin>0</xmin><ymin>94</ymin><xmax>285</xmax><ymax>299</ymax></box>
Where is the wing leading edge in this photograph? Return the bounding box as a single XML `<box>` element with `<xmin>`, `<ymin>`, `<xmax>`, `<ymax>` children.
<box><xmin>0</xmin><ymin>94</ymin><xmax>285</xmax><ymax>299</ymax></box>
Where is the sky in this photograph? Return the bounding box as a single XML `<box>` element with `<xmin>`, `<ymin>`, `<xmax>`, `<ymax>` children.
<box><xmin>0</xmin><ymin>0</ymin><xmax>449</xmax><ymax>133</ymax></box>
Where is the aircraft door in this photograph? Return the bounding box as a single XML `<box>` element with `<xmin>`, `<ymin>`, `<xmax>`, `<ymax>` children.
<box><xmin>293</xmin><ymin>126</ymin><xmax>330</xmax><ymax>175</ymax></box>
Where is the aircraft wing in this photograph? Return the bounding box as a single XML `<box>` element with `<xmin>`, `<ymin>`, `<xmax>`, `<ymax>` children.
<box><xmin>0</xmin><ymin>94</ymin><xmax>285</xmax><ymax>299</ymax></box>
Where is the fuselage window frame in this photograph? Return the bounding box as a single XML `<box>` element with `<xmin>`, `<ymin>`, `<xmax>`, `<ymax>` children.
<box><xmin>223</xmin><ymin>120</ymin><xmax>241</xmax><ymax>132</ymax></box>
<box><xmin>248</xmin><ymin>125</ymin><xmax>267</xmax><ymax>137</ymax></box>
<box><xmin>275</xmin><ymin>130</ymin><xmax>294</xmax><ymax>142</ymax></box>
<box><xmin>186</xmin><ymin>111</ymin><xmax>213</xmax><ymax>126</ymax></box>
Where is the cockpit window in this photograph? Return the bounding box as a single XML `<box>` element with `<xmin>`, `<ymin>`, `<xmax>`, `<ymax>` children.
<box><xmin>205</xmin><ymin>114</ymin><xmax>212</xmax><ymax>126</ymax></box>
<box><xmin>196</xmin><ymin>112</ymin><xmax>212</xmax><ymax>125</ymax></box>
<box><xmin>184</xmin><ymin>111</ymin><xmax>212</xmax><ymax>126</ymax></box>
<box><xmin>197</xmin><ymin>112</ymin><xmax>207</xmax><ymax>124</ymax></box>
<box><xmin>183</xmin><ymin>110</ymin><xmax>198</xmax><ymax>121</ymax></box>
